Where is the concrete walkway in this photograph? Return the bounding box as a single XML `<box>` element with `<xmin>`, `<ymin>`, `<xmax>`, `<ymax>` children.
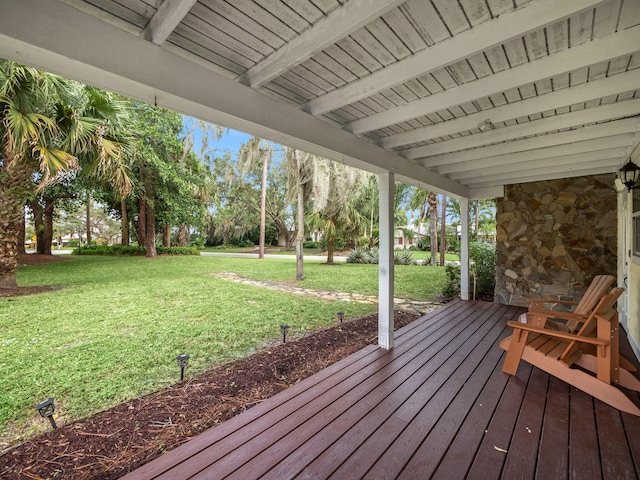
<box><xmin>210</xmin><ymin>272</ymin><xmax>441</xmax><ymax>315</ymax></box>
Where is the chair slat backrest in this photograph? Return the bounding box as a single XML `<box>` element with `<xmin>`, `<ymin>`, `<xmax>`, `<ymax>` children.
<box><xmin>565</xmin><ymin>275</ymin><xmax>615</xmax><ymax>333</ymax></box>
<box><xmin>560</xmin><ymin>287</ymin><xmax>625</xmax><ymax>365</ymax></box>
<box><xmin>574</xmin><ymin>275</ymin><xmax>616</xmax><ymax>315</ymax></box>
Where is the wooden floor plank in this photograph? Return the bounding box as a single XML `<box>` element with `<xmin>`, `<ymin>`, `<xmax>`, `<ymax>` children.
<box><xmin>621</xmin><ymin>413</ymin><xmax>640</xmax><ymax>477</ymax></box>
<box><xmin>595</xmin><ymin>400</ymin><xmax>637</xmax><ymax>480</ymax></box>
<box><xmin>396</xmin><ymin>324</ymin><xmax>514</xmax><ymax>480</ymax></box>
<box><xmin>569</xmin><ymin>388</ymin><xmax>602</xmax><ymax>479</ymax></box>
<box><xmin>535</xmin><ymin>376</ymin><xmax>569</xmax><ymax>480</ymax></box>
<box><xmin>428</xmin><ymin>350</ymin><xmax>533</xmax><ymax>478</ymax></box>
<box><xmin>464</xmin><ymin>357</ymin><xmax>534</xmax><ymax>479</ymax></box>
<box><xmin>501</xmin><ymin>367</ymin><xmax>548</xmax><ymax>479</ymax></box>
<box><xmin>122</xmin><ymin>301</ymin><xmax>640</xmax><ymax>480</ymax></box>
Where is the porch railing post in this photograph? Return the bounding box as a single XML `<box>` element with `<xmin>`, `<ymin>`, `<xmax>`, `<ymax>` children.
<box><xmin>460</xmin><ymin>197</ymin><xmax>470</xmax><ymax>300</ymax></box>
<box><xmin>378</xmin><ymin>171</ymin><xmax>394</xmax><ymax>349</ymax></box>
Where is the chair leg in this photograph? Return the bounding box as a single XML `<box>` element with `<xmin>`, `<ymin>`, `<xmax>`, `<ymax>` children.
<box><xmin>502</xmin><ymin>328</ymin><xmax>529</xmax><ymax>376</ymax></box>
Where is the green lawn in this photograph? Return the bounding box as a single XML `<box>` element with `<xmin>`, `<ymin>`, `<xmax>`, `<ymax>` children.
<box><xmin>0</xmin><ymin>255</ymin><xmax>445</xmax><ymax>445</ymax></box>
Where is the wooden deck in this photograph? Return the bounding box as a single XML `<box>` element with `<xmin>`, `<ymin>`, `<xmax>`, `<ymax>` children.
<box><xmin>123</xmin><ymin>300</ymin><xmax>640</xmax><ymax>480</ymax></box>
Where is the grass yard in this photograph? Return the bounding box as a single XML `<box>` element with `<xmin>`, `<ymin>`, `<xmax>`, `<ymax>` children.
<box><xmin>0</xmin><ymin>255</ymin><xmax>445</xmax><ymax>446</ymax></box>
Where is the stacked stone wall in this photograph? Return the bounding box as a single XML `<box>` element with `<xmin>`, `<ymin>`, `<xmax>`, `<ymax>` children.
<box><xmin>495</xmin><ymin>174</ymin><xmax>617</xmax><ymax>306</ymax></box>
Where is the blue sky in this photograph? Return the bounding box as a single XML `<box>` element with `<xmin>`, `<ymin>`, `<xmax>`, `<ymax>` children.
<box><xmin>183</xmin><ymin>115</ymin><xmax>284</xmax><ymax>158</ymax></box>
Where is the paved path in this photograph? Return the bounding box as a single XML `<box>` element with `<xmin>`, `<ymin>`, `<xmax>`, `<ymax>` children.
<box><xmin>210</xmin><ymin>272</ymin><xmax>441</xmax><ymax>315</ymax></box>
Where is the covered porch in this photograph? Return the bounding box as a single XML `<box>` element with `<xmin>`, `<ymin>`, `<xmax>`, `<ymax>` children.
<box><xmin>1</xmin><ymin>1</ymin><xmax>640</xmax><ymax>478</ymax></box>
<box><xmin>124</xmin><ymin>300</ymin><xmax>640</xmax><ymax>479</ymax></box>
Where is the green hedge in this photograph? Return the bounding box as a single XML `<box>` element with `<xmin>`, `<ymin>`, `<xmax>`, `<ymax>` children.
<box><xmin>75</xmin><ymin>245</ymin><xmax>199</xmax><ymax>256</ymax></box>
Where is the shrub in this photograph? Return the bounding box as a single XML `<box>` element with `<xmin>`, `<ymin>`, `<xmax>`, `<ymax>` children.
<box><xmin>442</xmin><ymin>264</ymin><xmax>461</xmax><ymax>300</ymax></box>
<box><xmin>303</xmin><ymin>240</ymin><xmax>319</xmax><ymax>249</ymax></box>
<box><xmin>440</xmin><ymin>242</ymin><xmax>496</xmax><ymax>301</ymax></box>
<box><xmin>75</xmin><ymin>245</ymin><xmax>199</xmax><ymax>256</ymax></box>
<box><xmin>470</xmin><ymin>242</ymin><xmax>496</xmax><ymax>298</ymax></box>
<box><xmin>394</xmin><ymin>249</ymin><xmax>416</xmax><ymax>265</ymax></box>
<box><xmin>319</xmin><ymin>237</ymin><xmax>347</xmax><ymax>252</ymax></box>
<box><xmin>156</xmin><ymin>246</ymin><xmax>200</xmax><ymax>255</ymax></box>
<box><xmin>346</xmin><ymin>246</ymin><xmax>369</xmax><ymax>264</ymax></box>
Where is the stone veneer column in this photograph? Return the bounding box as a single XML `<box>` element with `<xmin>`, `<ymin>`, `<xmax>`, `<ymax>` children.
<box><xmin>495</xmin><ymin>174</ymin><xmax>617</xmax><ymax>307</ymax></box>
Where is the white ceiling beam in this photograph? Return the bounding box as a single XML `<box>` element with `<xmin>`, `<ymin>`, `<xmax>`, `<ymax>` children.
<box><xmin>469</xmin><ymin>185</ymin><xmax>505</xmax><ymax>200</ymax></box>
<box><xmin>142</xmin><ymin>0</ymin><xmax>198</xmax><ymax>45</ymax></box>
<box><xmin>302</xmin><ymin>0</ymin><xmax>604</xmax><ymax>116</ymax></box>
<box><xmin>346</xmin><ymin>25</ymin><xmax>640</xmax><ymax>134</ymax></box>
<box><xmin>411</xmin><ymin>98</ymin><xmax>640</xmax><ymax>160</ymax></box>
<box><xmin>237</xmin><ymin>0</ymin><xmax>405</xmax><ymax>89</ymax></box>
<box><xmin>381</xmin><ymin>68</ymin><xmax>640</xmax><ymax>150</ymax></box>
<box><xmin>450</xmin><ymin>147</ymin><xmax>630</xmax><ymax>181</ymax></box>
<box><xmin>422</xmin><ymin>117</ymin><xmax>640</xmax><ymax>167</ymax></box>
<box><xmin>465</xmin><ymin>163</ymin><xmax>620</xmax><ymax>189</ymax></box>
<box><xmin>0</xmin><ymin>0</ymin><xmax>469</xmax><ymax>199</ymax></box>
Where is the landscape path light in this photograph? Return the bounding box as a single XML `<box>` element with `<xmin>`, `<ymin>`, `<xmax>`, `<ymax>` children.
<box><xmin>177</xmin><ymin>354</ymin><xmax>190</xmax><ymax>381</ymax></box>
<box><xmin>280</xmin><ymin>324</ymin><xmax>290</xmax><ymax>343</ymax></box>
<box><xmin>36</xmin><ymin>397</ymin><xmax>57</xmax><ymax>429</ymax></box>
<box><xmin>337</xmin><ymin>311</ymin><xmax>345</xmax><ymax>323</ymax></box>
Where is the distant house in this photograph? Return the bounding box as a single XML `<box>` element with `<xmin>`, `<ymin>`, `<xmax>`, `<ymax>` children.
<box><xmin>394</xmin><ymin>225</ymin><xmax>425</xmax><ymax>249</ymax></box>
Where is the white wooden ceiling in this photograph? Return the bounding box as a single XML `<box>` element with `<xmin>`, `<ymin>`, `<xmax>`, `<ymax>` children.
<box><xmin>1</xmin><ymin>0</ymin><xmax>639</xmax><ymax>199</ymax></box>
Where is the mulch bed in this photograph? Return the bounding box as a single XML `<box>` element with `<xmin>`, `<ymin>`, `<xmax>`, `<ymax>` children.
<box><xmin>0</xmin><ymin>310</ymin><xmax>420</xmax><ymax>479</ymax></box>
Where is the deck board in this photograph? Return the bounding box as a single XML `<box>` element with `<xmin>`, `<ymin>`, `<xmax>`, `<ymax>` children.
<box><xmin>123</xmin><ymin>300</ymin><xmax>640</xmax><ymax>480</ymax></box>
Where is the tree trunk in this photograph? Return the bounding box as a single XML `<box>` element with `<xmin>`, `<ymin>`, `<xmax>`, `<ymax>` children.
<box><xmin>440</xmin><ymin>195</ymin><xmax>447</xmax><ymax>266</ymax></box>
<box><xmin>17</xmin><ymin>211</ymin><xmax>26</xmax><ymax>254</ymax></box>
<box><xmin>138</xmin><ymin>167</ymin><xmax>147</xmax><ymax>247</ymax></box>
<box><xmin>30</xmin><ymin>196</ymin><xmax>55</xmax><ymax>255</ymax></box>
<box><xmin>121</xmin><ymin>198</ymin><xmax>129</xmax><ymax>246</ymax></box>
<box><xmin>86</xmin><ymin>193</ymin><xmax>92</xmax><ymax>246</ymax></box>
<box><xmin>295</xmin><ymin>158</ymin><xmax>305</xmax><ymax>280</ymax></box>
<box><xmin>0</xmin><ymin>156</ymin><xmax>32</xmax><ymax>288</ymax></box>
<box><xmin>138</xmin><ymin>198</ymin><xmax>146</xmax><ymax>247</ymax></box>
<box><xmin>428</xmin><ymin>192</ymin><xmax>438</xmax><ymax>266</ymax></box>
<box><xmin>145</xmin><ymin>178</ymin><xmax>157</xmax><ymax>258</ymax></box>
<box><xmin>178</xmin><ymin>224</ymin><xmax>190</xmax><ymax>246</ymax></box>
<box><xmin>326</xmin><ymin>235</ymin><xmax>335</xmax><ymax>265</ymax></box>
<box><xmin>42</xmin><ymin>196</ymin><xmax>55</xmax><ymax>255</ymax></box>
<box><xmin>163</xmin><ymin>224</ymin><xmax>171</xmax><ymax>247</ymax></box>
<box><xmin>30</xmin><ymin>199</ymin><xmax>45</xmax><ymax>254</ymax></box>
<box><xmin>258</xmin><ymin>152</ymin><xmax>269</xmax><ymax>259</ymax></box>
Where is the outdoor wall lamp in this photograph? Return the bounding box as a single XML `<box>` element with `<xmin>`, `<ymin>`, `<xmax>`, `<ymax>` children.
<box><xmin>176</xmin><ymin>354</ymin><xmax>190</xmax><ymax>381</ymax></box>
<box><xmin>337</xmin><ymin>312</ymin><xmax>345</xmax><ymax>323</ymax></box>
<box><xmin>618</xmin><ymin>158</ymin><xmax>640</xmax><ymax>191</ymax></box>
<box><xmin>36</xmin><ymin>397</ymin><xmax>57</xmax><ymax>429</ymax></box>
<box><xmin>280</xmin><ymin>324</ymin><xmax>290</xmax><ymax>343</ymax></box>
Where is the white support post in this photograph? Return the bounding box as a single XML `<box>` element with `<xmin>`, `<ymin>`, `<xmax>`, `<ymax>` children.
<box><xmin>378</xmin><ymin>172</ymin><xmax>395</xmax><ymax>349</ymax></box>
<box><xmin>460</xmin><ymin>198</ymin><xmax>470</xmax><ymax>300</ymax></box>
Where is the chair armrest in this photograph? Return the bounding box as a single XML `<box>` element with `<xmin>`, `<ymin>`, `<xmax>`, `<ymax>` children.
<box><xmin>506</xmin><ymin>321</ymin><xmax>609</xmax><ymax>346</ymax></box>
<box><xmin>525</xmin><ymin>309</ymin><xmax>589</xmax><ymax>323</ymax></box>
<box><xmin>527</xmin><ymin>297</ymin><xmax>580</xmax><ymax>306</ymax></box>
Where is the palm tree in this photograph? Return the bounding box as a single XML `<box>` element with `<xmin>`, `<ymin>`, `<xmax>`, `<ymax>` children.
<box><xmin>307</xmin><ymin>158</ymin><xmax>366</xmax><ymax>264</ymax></box>
<box><xmin>0</xmin><ymin>60</ymin><xmax>133</xmax><ymax>287</ymax></box>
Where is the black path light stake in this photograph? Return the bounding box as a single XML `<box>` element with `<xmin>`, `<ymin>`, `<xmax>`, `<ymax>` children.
<box><xmin>176</xmin><ymin>354</ymin><xmax>190</xmax><ymax>381</ymax></box>
<box><xmin>280</xmin><ymin>324</ymin><xmax>290</xmax><ymax>343</ymax></box>
<box><xmin>337</xmin><ymin>311</ymin><xmax>345</xmax><ymax>323</ymax></box>
<box><xmin>36</xmin><ymin>397</ymin><xmax>57</xmax><ymax>429</ymax></box>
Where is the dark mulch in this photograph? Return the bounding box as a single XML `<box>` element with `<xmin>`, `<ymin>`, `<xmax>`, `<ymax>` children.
<box><xmin>0</xmin><ymin>311</ymin><xmax>420</xmax><ymax>479</ymax></box>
